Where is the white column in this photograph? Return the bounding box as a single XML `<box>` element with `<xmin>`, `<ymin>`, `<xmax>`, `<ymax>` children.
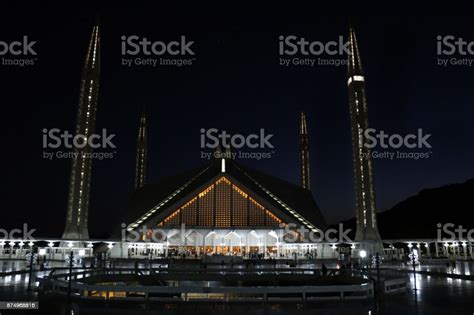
<box><xmin>435</xmin><ymin>241</ymin><xmax>439</xmax><ymax>258</ymax></box>
<box><xmin>443</xmin><ymin>243</ymin><xmax>449</xmax><ymax>257</ymax></box>
<box><xmin>276</xmin><ymin>238</ymin><xmax>280</xmax><ymax>258</ymax></box>
<box><xmin>194</xmin><ymin>236</ymin><xmax>198</xmax><ymax>257</ymax></box>
<box><xmin>212</xmin><ymin>235</ymin><xmax>216</xmax><ymax>254</ymax></box>
<box><xmin>246</xmin><ymin>232</ymin><xmax>250</xmax><ymax>257</ymax></box>
<box><xmin>202</xmin><ymin>234</ymin><xmax>206</xmax><ymax>257</ymax></box>
<box><xmin>264</xmin><ymin>234</ymin><xmax>267</xmax><ymax>258</ymax></box>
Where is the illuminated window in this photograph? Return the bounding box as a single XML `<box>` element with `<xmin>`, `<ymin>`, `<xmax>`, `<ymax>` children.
<box><xmin>249</xmin><ymin>197</ymin><xmax>265</xmax><ymax>226</ymax></box>
<box><xmin>199</xmin><ymin>184</ymin><xmax>214</xmax><ymax>226</ymax></box>
<box><xmin>157</xmin><ymin>176</ymin><xmax>285</xmax><ymax>228</ymax></box>
<box><xmin>215</xmin><ymin>177</ymin><xmax>231</xmax><ymax>227</ymax></box>
<box><xmin>232</xmin><ymin>185</ymin><xmax>248</xmax><ymax>226</ymax></box>
<box><xmin>181</xmin><ymin>197</ymin><xmax>197</xmax><ymax>226</ymax></box>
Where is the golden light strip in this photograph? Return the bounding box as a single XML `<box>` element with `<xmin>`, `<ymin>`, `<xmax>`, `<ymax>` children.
<box><xmin>198</xmin><ymin>184</ymin><xmax>215</xmax><ymax>197</ymax></box>
<box><xmin>232</xmin><ymin>185</ymin><xmax>248</xmax><ymax>198</ymax></box>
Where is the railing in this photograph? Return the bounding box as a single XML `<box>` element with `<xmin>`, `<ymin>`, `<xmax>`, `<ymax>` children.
<box><xmin>44</xmin><ymin>266</ymin><xmax>335</xmax><ymax>281</ymax></box>
<box><xmin>36</xmin><ymin>266</ymin><xmax>379</xmax><ymax>302</ymax></box>
<box><xmin>384</xmin><ymin>278</ymin><xmax>408</xmax><ymax>294</ymax></box>
<box><xmin>40</xmin><ymin>278</ymin><xmax>374</xmax><ymax>302</ymax></box>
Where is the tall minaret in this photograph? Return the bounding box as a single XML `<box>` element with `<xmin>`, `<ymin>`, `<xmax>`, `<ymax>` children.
<box><xmin>347</xmin><ymin>27</ymin><xmax>381</xmax><ymax>241</ymax></box>
<box><xmin>299</xmin><ymin>112</ymin><xmax>311</xmax><ymax>190</ymax></box>
<box><xmin>134</xmin><ymin>111</ymin><xmax>147</xmax><ymax>190</ymax></box>
<box><xmin>62</xmin><ymin>23</ymin><xmax>100</xmax><ymax>240</ymax></box>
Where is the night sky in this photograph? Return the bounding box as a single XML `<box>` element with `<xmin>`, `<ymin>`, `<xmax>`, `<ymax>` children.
<box><xmin>3</xmin><ymin>8</ymin><xmax>474</xmax><ymax>238</ymax></box>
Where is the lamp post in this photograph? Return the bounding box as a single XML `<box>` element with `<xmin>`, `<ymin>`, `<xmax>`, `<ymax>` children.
<box><xmin>374</xmin><ymin>252</ymin><xmax>381</xmax><ymax>308</ymax></box>
<box><xmin>359</xmin><ymin>249</ymin><xmax>367</xmax><ymax>269</ymax></box>
<box><xmin>67</xmin><ymin>250</ymin><xmax>74</xmax><ymax>302</ymax></box>
<box><xmin>48</xmin><ymin>242</ymin><xmax>55</xmax><ymax>262</ymax></box>
<box><xmin>27</xmin><ymin>246</ymin><xmax>36</xmax><ymax>291</ymax></box>
<box><xmin>375</xmin><ymin>253</ymin><xmax>381</xmax><ymax>283</ymax></box>
<box><xmin>360</xmin><ymin>249</ymin><xmax>378</xmax><ymax>313</ymax></box>
<box><xmin>38</xmin><ymin>248</ymin><xmax>47</xmax><ymax>270</ymax></box>
<box><xmin>408</xmin><ymin>249</ymin><xmax>419</xmax><ymax>292</ymax></box>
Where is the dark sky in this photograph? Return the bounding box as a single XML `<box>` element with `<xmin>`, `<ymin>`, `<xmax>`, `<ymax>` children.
<box><xmin>2</xmin><ymin>8</ymin><xmax>474</xmax><ymax>238</ymax></box>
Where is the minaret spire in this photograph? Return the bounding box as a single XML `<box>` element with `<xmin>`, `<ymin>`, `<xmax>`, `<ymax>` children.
<box><xmin>62</xmin><ymin>23</ymin><xmax>101</xmax><ymax>240</ymax></box>
<box><xmin>134</xmin><ymin>109</ymin><xmax>147</xmax><ymax>190</ymax></box>
<box><xmin>299</xmin><ymin>111</ymin><xmax>311</xmax><ymax>190</ymax></box>
<box><xmin>347</xmin><ymin>26</ymin><xmax>381</xmax><ymax>242</ymax></box>
<box><xmin>348</xmin><ymin>26</ymin><xmax>364</xmax><ymax>78</ymax></box>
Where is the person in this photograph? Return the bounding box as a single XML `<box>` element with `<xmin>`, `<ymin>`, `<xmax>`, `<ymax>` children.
<box><xmin>321</xmin><ymin>263</ymin><xmax>328</xmax><ymax>276</ymax></box>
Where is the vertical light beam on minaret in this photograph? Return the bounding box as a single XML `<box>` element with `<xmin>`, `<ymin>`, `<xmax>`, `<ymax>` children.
<box><xmin>134</xmin><ymin>110</ymin><xmax>147</xmax><ymax>190</ymax></box>
<box><xmin>62</xmin><ymin>23</ymin><xmax>100</xmax><ymax>240</ymax></box>
<box><xmin>347</xmin><ymin>26</ymin><xmax>381</xmax><ymax>242</ymax></box>
<box><xmin>299</xmin><ymin>111</ymin><xmax>311</xmax><ymax>190</ymax></box>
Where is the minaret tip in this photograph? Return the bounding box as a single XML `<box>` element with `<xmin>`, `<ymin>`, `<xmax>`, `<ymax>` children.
<box><xmin>135</xmin><ymin>109</ymin><xmax>147</xmax><ymax>190</ymax></box>
<box><xmin>299</xmin><ymin>111</ymin><xmax>311</xmax><ymax>190</ymax></box>
<box><xmin>300</xmin><ymin>111</ymin><xmax>308</xmax><ymax>135</ymax></box>
<box><xmin>348</xmin><ymin>26</ymin><xmax>364</xmax><ymax>77</ymax></box>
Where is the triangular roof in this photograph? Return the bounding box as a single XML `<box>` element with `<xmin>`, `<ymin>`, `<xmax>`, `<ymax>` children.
<box><xmin>120</xmin><ymin>159</ymin><xmax>327</xmax><ymax>234</ymax></box>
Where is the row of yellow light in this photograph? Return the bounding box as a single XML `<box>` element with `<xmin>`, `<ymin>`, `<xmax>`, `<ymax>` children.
<box><xmin>198</xmin><ymin>184</ymin><xmax>215</xmax><ymax>198</ymax></box>
<box><xmin>266</xmin><ymin>210</ymin><xmax>283</xmax><ymax>224</ymax></box>
<box><xmin>233</xmin><ymin>185</ymin><xmax>248</xmax><ymax>198</ymax></box>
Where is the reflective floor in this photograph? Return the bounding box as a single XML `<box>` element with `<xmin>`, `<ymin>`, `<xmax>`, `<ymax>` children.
<box><xmin>0</xmin><ymin>260</ymin><xmax>473</xmax><ymax>314</ymax></box>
